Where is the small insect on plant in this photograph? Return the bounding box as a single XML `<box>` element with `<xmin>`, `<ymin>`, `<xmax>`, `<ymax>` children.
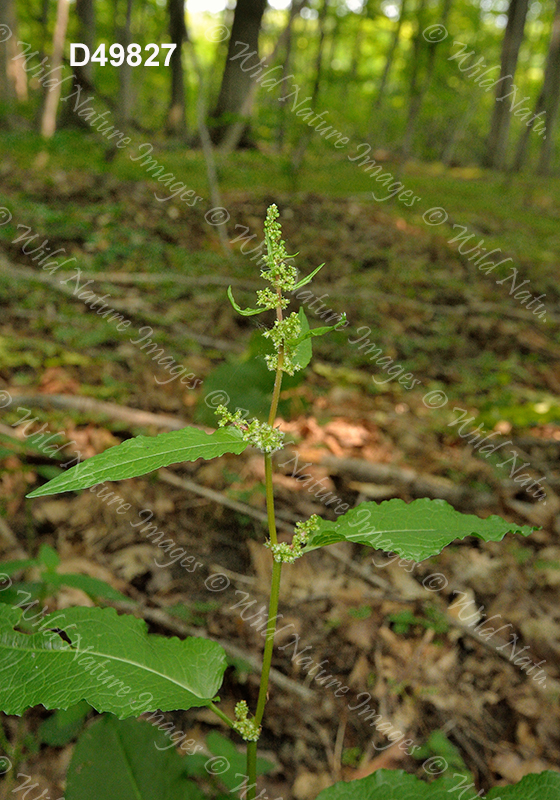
<box><xmin>0</xmin><ymin>205</ymin><xmax>557</xmax><ymax>800</ymax></box>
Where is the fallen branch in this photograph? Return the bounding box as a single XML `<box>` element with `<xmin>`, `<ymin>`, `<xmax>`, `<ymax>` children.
<box><xmin>0</xmin><ymin>257</ymin><xmax>240</xmax><ymax>352</ymax></box>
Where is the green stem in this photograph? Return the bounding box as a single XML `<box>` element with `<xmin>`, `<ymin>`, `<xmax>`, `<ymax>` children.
<box><xmin>209</xmin><ymin>702</ymin><xmax>235</xmax><ymax>729</ymax></box>
<box><xmin>246</xmin><ymin>360</ymin><xmax>285</xmax><ymax>800</ymax></box>
<box><xmin>264</xmin><ymin>455</ymin><xmax>278</xmax><ymax>547</ymax></box>
<box><xmin>254</xmin><ymin>559</ymin><xmax>282</xmax><ymax>727</ymax></box>
<box><xmin>268</xmin><ymin>350</ymin><xmax>284</xmax><ymax>426</ymax></box>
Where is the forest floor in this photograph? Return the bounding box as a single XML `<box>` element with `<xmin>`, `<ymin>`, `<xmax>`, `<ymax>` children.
<box><xmin>1</xmin><ymin>133</ymin><xmax>560</xmax><ymax>800</ymax></box>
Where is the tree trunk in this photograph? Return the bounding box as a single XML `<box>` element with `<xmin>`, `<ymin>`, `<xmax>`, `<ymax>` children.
<box><xmin>276</xmin><ymin>2</ymin><xmax>297</xmax><ymax>151</ymax></box>
<box><xmin>166</xmin><ymin>0</ymin><xmax>187</xmax><ymax>135</ymax></box>
<box><xmin>60</xmin><ymin>0</ymin><xmax>95</xmax><ymax>128</ymax></box>
<box><xmin>210</xmin><ymin>0</ymin><xmax>267</xmax><ymax>146</ymax></box>
<box><xmin>536</xmin><ymin>0</ymin><xmax>560</xmax><ymax>174</ymax></box>
<box><xmin>373</xmin><ymin>0</ymin><xmax>408</xmax><ymax>113</ymax></box>
<box><xmin>483</xmin><ymin>0</ymin><xmax>530</xmax><ymax>170</ymax></box>
<box><xmin>0</xmin><ymin>0</ymin><xmax>28</xmax><ymax>129</ymax></box>
<box><xmin>116</xmin><ymin>0</ymin><xmax>134</xmax><ymax>126</ymax></box>
<box><xmin>40</xmin><ymin>0</ymin><xmax>71</xmax><ymax>138</ymax></box>
<box><xmin>288</xmin><ymin>0</ymin><xmax>329</xmax><ymax>181</ymax></box>
<box><xmin>401</xmin><ymin>0</ymin><xmax>452</xmax><ymax>158</ymax></box>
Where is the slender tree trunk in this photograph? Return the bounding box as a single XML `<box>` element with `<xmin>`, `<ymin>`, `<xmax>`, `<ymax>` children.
<box><xmin>289</xmin><ymin>0</ymin><xmax>329</xmax><ymax>181</ymax></box>
<box><xmin>210</xmin><ymin>0</ymin><xmax>267</xmax><ymax>146</ymax></box>
<box><xmin>374</xmin><ymin>0</ymin><xmax>408</xmax><ymax>113</ymax></box>
<box><xmin>483</xmin><ymin>0</ymin><xmax>530</xmax><ymax>169</ymax></box>
<box><xmin>117</xmin><ymin>0</ymin><xmax>134</xmax><ymax>126</ymax></box>
<box><xmin>40</xmin><ymin>0</ymin><xmax>71</xmax><ymax>138</ymax></box>
<box><xmin>166</xmin><ymin>0</ymin><xmax>187</xmax><ymax>135</ymax></box>
<box><xmin>277</xmin><ymin>2</ymin><xmax>297</xmax><ymax>151</ymax></box>
<box><xmin>61</xmin><ymin>0</ymin><xmax>95</xmax><ymax>128</ymax></box>
<box><xmin>441</xmin><ymin>93</ymin><xmax>479</xmax><ymax>165</ymax></box>
<box><xmin>0</xmin><ymin>0</ymin><xmax>27</xmax><ymax>128</ymax></box>
<box><xmin>401</xmin><ymin>0</ymin><xmax>452</xmax><ymax>158</ymax></box>
<box><xmin>349</xmin><ymin>17</ymin><xmax>365</xmax><ymax>82</ymax></box>
<box><xmin>536</xmin><ymin>0</ymin><xmax>560</xmax><ymax>174</ymax></box>
<box><xmin>221</xmin><ymin>0</ymin><xmax>304</xmax><ymax>153</ymax></box>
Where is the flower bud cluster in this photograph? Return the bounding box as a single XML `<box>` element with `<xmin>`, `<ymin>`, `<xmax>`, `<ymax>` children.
<box><xmin>263</xmin><ymin>313</ymin><xmax>302</xmax><ymax>376</ymax></box>
<box><xmin>215</xmin><ymin>406</ymin><xmax>285</xmax><ymax>454</ymax></box>
<box><xmin>266</xmin><ymin>515</ymin><xmax>320</xmax><ymax>563</ymax></box>
<box><xmin>260</xmin><ymin>204</ymin><xmax>298</xmax><ymax>295</ymax></box>
<box><xmin>233</xmin><ymin>700</ymin><xmax>261</xmax><ymax>742</ymax></box>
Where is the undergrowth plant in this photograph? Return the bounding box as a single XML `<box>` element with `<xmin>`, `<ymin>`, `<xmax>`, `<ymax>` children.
<box><xmin>1</xmin><ymin>205</ymin><xmax>558</xmax><ymax>800</ymax></box>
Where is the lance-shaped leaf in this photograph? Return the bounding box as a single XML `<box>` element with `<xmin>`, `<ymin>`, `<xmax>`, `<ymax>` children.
<box><xmin>304</xmin><ymin>498</ymin><xmax>535</xmax><ymax>562</ymax></box>
<box><xmin>290</xmin><ymin>313</ymin><xmax>347</xmax><ymax>346</ymax></box>
<box><xmin>292</xmin><ymin>262</ymin><xmax>324</xmax><ymax>291</ymax></box>
<box><xmin>314</xmin><ymin>769</ymin><xmax>560</xmax><ymax>800</ymax></box>
<box><xmin>227</xmin><ymin>286</ymin><xmax>262</xmax><ymax>316</ymax></box>
<box><xmin>0</xmin><ymin>606</ymin><xmax>227</xmax><ymax>718</ymax></box>
<box><xmin>26</xmin><ymin>426</ymin><xmax>248</xmax><ymax>497</ymax></box>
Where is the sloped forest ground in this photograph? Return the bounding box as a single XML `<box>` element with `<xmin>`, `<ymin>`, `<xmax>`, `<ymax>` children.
<box><xmin>1</xmin><ymin>138</ymin><xmax>560</xmax><ymax>800</ymax></box>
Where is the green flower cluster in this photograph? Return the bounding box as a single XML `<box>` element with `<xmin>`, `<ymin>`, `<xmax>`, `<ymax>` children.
<box><xmin>266</xmin><ymin>515</ymin><xmax>320</xmax><ymax>563</ymax></box>
<box><xmin>233</xmin><ymin>700</ymin><xmax>261</xmax><ymax>742</ymax></box>
<box><xmin>263</xmin><ymin>312</ymin><xmax>302</xmax><ymax>376</ymax></box>
<box><xmin>260</xmin><ymin>204</ymin><xmax>298</xmax><ymax>296</ymax></box>
<box><xmin>215</xmin><ymin>406</ymin><xmax>285</xmax><ymax>453</ymax></box>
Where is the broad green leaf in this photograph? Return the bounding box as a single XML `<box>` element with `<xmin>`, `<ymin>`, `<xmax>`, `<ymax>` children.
<box><xmin>304</xmin><ymin>499</ymin><xmax>535</xmax><ymax>562</ymax></box>
<box><xmin>293</xmin><ymin>262</ymin><xmax>324</xmax><ymax>290</ymax></box>
<box><xmin>226</xmin><ymin>286</ymin><xmax>262</xmax><ymax>316</ymax></box>
<box><xmin>38</xmin><ymin>544</ymin><xmax>60</xmax><ymax>571</ymax></box>
<box><xmin>67</xmin><ymin>715</ymin><xmax>204</xmax><ymax>800</ymax></box>
<box><xmin>45</xmin><ymin>572</ymin><xmax>131</xmax><ymax>603</ymax></box>
<box><xmin>26</xmin><ymin>426</ymin><xmax>248</xmax><ymax>497</ymax></box>
<box><xmin>314</xmin><ymin>769</ymin><xmax>560</xmax><ymax>800</ymax></box>
<box><xmin>0</xmin><ymin>558</ymin><xmax>38</xmax><ymax>576</ymax></box>
<box><xmin>0</xmin><ymin>606</ymin><xmax>227</xmax><ymax>718</ymax></box>
<box><xmin>293</xmin><ymin>307</ymin><xmax>312</xmax><ymax>370</ymax></box>
<box><xmin>38</xmin><ymin>701</ymin><xmax>91</xmax><ymax>746</ymax></box>
<box><xmin>487</xmin><ymin>771</ymin><xmax>560</xmax><ymax>799</ymax></box>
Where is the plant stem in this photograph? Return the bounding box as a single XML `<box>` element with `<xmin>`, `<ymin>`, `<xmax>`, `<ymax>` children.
<box><xmin>268</xmin><ymin>349</ymin><xmax>284</xmax><ymax>426</ymax></box>
<box><xmin>246</xmin><ymin>360</ymin><xmax>284</xmax><ymax>800</ymax></box>
<box><xmin>209</xmin><ymin>702</ymin><xmax>235</xmax><ymax>729</ymax></box>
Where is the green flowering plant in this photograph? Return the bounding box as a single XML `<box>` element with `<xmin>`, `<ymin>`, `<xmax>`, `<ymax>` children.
<box><xmin>0</xmin><ymin>204</ymin><xmax>547</xmax><ymax>800</ymax></box>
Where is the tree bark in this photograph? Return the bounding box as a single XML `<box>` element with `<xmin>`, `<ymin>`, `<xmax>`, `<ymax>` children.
<box><xmin>60</xmin><ymin>0</ymin><xmax>95</xmax><ymax>128</ymax></box>
<box><xmin>373</xmin><ymin>0</ymin><xmax>408</xmax><ymax>113</ymax></box>
<box><xmin>483</xmin><ymin>0</ymin><xmax>530</xmax><ymax>170</ymax></box>
<box><xmin>40</xmin><ymin>0</ymin><xmax>71</xmax><ymax>138</ymax></box>
<box><xmin>401</xmin><ymin>0</ymin><xmax>452</xmax><ymax>158</ymax></box>
<box><xmin>116</xmin><ymin>0</ymin><xmax>134</xmax><ymax>126</ymax></box>
<box><xmin>288</xmin><ymin>0</ymin><xmax>329</xmax><ymax>181</ymax></box>
<box><xmin>210</xmin><ymin>0</ymin><xmax>267</xmax><ymax>146</ymax></box>
<box><xmin>166</xmin><ymin>0</ymin><xmax>187</xmax><ymax>135</ymax></box>
<box><xmin>536</xmin><ymin>0</ymin><xmax>560</xmax><ymax>174</ymax></box>
<box><xmin>0</xmin><ymin>0</ymin><xmax>28</xmax><ymax>128</ymax></box>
